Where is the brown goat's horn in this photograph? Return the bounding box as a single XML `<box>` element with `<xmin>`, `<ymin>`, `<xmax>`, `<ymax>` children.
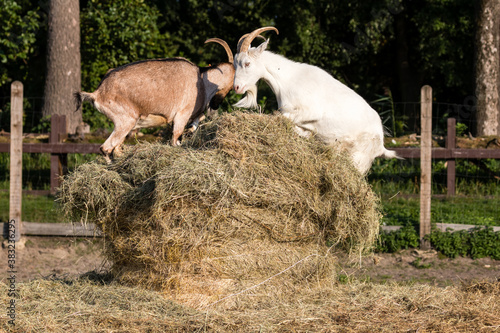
<box><xmin>205</xmin><ymin>38</ymin><xmax>233</xmax><ymax>64</ymax></box>
<box><xmin>238</xmin><ymin>26</ymin><xmax>279</xmax><ymax>53</ymax></box>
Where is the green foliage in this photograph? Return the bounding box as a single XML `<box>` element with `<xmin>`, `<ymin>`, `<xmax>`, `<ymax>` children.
<box><xmin>337</xmin><ymin>274</ymin><xmax>350</xmax><ymax>284</ymax></box>
<box><xmin>380</xmin><ymin>198</ymin><xmax>420</xmax><ymax>227</ymax></box>
<box><xmin>31</xmin><ymin>115</ymin><xmax>51</xmax><ymax>133</ymax></box>
<box><xmin>371</xmin><ymin>89</ymin><xmax>397</xmax><ymax>137</ymax></box>
<box><xmin>455</xmin><ymin>122</ymin><xmax>468</xmax><ymax>137</ymax></box>
<box><xmin>469</xmin><ymin>227</ymin><xmax>500</xmax><ymax>259</ymax></box>
<box><xmin>410</xmin><ymin>257</ymin><xmax>432</xmax><ymax>269</ymax></box>
<box><xmin>0</xmin><ymin>0</ymin><xmax>41</xmax><ymax>88</ymax></box>
<box><xmin>379</xmin><ymin>195</ymin><xmax>500</xmax><ymax>229</ymax></box>
<box><xmin>426</xmin><ymin>227</ymin><xmax>500</xmax><ymax>260</ymax></box>
<box><xmin>80</xmin><ymin>0</ymin><xmax>175</xmax><ymax>129</ymax></box>
<box><xmin>80</xmin><ymin>0</ymin><xmax>174</xmax><ymax>89</ymax></box>
<box><xmin>376</xmin><ymin>224</ymin><xmax>420</xmax><ymax>253</ymax></box>
<box><xmin>427</xmin><ymin>229</ymin><xmax>470</xmax><ymax>258</ymax></box>
<box><xmin>376</xmin><ymin>225</ymin><xmax>500</xmax><ymax>260</ymax></box>
<box><xmin>409</xmin><ymin>0</ymin><xmax>475</xmax><ymax>99</ymax></box>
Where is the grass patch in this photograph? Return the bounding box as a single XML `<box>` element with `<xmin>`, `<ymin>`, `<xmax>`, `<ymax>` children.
<box><xmin>0</xmin><ymin>191</ymin><xmax>67</xmax><ymax>223</ymax></box>
<box><xmin>410</xmin><ymin>257</ymin><xmax>433</xmax><ymax>269</ymax></box>
<box><xmin>380</xmin><ymin>196</ymin><xmax>500</xmax><ymax>227</ymax></box>
<box><xmin>370</xmin><ymin>158</ymin><xmax>500</xmax><ymax>196</ymax></box>
<box><xmin>0</xmin><ymin>152</ymin><xmax>99</xmax><ymax>191</ymax></box>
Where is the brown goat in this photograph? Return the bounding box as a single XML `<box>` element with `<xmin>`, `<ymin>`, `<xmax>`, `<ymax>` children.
<box><xmin>74</xmin><ymin>39</ymin><xmax>234</xmax><ymax>162</ymax></box>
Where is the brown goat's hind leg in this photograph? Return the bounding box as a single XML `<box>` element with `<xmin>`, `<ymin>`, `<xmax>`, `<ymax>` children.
<box><xmin>100</xmin><ymin>146</ymin><xmax>112</xmax><ymax>164</ymax></box>
<box><xmin>101</xmin><ymin>117</ymin><xmax>138</xmax><ymax>161</ymax></box>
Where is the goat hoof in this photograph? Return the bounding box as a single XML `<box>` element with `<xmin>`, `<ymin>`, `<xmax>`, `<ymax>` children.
<box><xmin>113</xmin><ymin>147</ymin><xmax>123</xmax><ymax>158</ymax></box>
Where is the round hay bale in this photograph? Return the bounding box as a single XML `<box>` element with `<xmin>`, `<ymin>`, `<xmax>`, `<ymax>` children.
<box><xmin>58</xmin><ymin>111</ymin><xmax>381</xmax><ymax>306</ymax></box>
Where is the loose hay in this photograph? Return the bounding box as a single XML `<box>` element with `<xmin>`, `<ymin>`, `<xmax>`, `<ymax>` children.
<box><xmin>2</xmin><ymin>279</ymin><xmax>500</xmax><ymax>332</ymax></box>
<box><xmin>58</xmin><ymin>112</ymin><xmax>381</xmax><ymax>305</ymax></box>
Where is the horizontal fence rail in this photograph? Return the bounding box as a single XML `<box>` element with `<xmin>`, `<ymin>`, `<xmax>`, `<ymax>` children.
<box><xmin>2</xmin><ymin>84</ymin><xmax>500</xmax><ymax>240</ymax></box>
<box><xmin>394</xmin><ymin>147</ymin><xmax>500</xmax><ymax>159</ymax></box>
<box><xmin>2</xmin><ymin>222</ymin><xmax>101</xmax><ymax>237</ymax></box>
<box><xmin>0</xmin><ymin>142</ymin><xmax>101</xmax><ymax>154</ymax></box>
<box><xmin>2</xmin><ymin>222</ymin><xmax>498</xmax><ymax>238</ymax></box>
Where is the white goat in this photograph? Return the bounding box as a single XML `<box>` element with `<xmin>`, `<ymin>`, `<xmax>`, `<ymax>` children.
<box><xmin>75</xmin><ymin>38</ymin><xmax>234</xmax><ymax>162</ymax></box>
<box><xmin>233</xmin><ymin>27</ymin><xmax>398</xmax><ymax>174</ymax></box>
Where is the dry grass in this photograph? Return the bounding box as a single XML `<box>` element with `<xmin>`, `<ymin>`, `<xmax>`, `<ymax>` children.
<box><xmin>57</xmin><ymin>111</ymin><xmax>381</xmax><ymax>306</ymax></box>
<box><xmin>1</xmin><ymin>278</ymin><xmax>499</xmax><ymax>332</ymax></box>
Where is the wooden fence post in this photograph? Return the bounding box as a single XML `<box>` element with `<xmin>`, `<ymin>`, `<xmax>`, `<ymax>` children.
<box><xmin>9</xmin><ymin>81</ymin><xmax>23</xmax><ymax>242</ymax></box>
<box><xmin>446</xmin><ymin>118</ymin><xmax>456</xmax><ymax>196</ymax></box>
<box><xmin>420</xmin><ymin>85</ymin><xmax>432</xmax><ymax>249</ymax></box>
<box><xmin>50</xmin><ymin>115</ymin><xmax>68</xmax><ymax>195</ymax></box>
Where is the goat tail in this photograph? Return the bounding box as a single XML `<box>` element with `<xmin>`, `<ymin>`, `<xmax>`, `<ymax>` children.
<box><xmin>382</xmin><ymin>148</ymin><xmax>402</xmax><ymax>160</ymax></box>
<box><xmin>74</xmin><ymin>91</ymin><xmax>95</xmax><ymax>112</ymax></box>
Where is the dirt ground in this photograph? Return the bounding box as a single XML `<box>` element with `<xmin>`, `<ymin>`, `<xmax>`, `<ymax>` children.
<box><xmin>1</xmin><ymin>237</ymin><xmax>110</xmax><ymax>282</ymax></box>
<box><xmin>1</xmin><ymin>236</ymin><xmax>498</xmax><ymax>286</ymax></box>
<box><xmin>340</xmin><ymin>249</ymin><xmax>500</xmax><ymax>286</ymax></box>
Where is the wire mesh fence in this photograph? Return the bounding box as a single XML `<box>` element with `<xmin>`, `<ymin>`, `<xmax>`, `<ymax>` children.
<box><xmin>369</xmin><ymin>100</ymin><xmax>500</xmax><ymax>229</ymax></box>
<box><xmin>0</xmin><ymin>94</ymin><xmax>499</xmax><ymax>228</ymax></box>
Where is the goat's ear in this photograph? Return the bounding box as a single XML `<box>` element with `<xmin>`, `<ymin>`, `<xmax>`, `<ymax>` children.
<box><xmin>253</xmin><ymin>38</ymin><xmax>269</xmax><ymax>55</ymax></box>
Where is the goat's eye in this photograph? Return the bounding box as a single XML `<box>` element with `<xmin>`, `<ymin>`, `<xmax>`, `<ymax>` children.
<box><xmin>244</xmin><ymin>62</ymin><xmax>250</xmax><ymax>68</ymax></box>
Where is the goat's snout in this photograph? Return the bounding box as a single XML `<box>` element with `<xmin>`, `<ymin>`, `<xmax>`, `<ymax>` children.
<box><xmin>234</xmin><ymin>83</ymin><xmax>246</xmax><ymax>94</ymax></box>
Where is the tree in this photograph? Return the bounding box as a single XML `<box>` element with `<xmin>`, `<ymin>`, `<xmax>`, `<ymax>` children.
<box><xmin>0</xmin><ymin>0</ymin><xmax>41</xmax><ymax>92</ymax></box>
<box><xmin>80</xmin><ymin>0</ymin><xmax>172</xmax><ymax>129</ymax></box>
<box><xmin>0</xmin><ymin>0</ymin><xmax>481</xmax><ymax>135</ymax></box>
<box><xmin>475</xmin><ymin>0</ymin><xmax>500</xmax><ymax>136</ymax></box>
<box><xmin>42</xmin><ymin>0</ymin><xmax>81</xmax><ymax>134</ymax></box>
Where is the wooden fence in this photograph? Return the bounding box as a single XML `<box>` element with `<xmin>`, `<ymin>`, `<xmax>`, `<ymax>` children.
<box><xmin>2</xmin><ymin>82</ymin><xmax>500</xmax><ymax>242</ymax></box>
<box><xmin>0</xmin><ymin>98</ymin><xmax>101</xmax><ymax>196</ymax></box>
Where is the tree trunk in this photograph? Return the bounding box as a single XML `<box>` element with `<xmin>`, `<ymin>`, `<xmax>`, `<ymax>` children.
<box><xmin>475</xmin><ymin>0</ymin><xmax>500</xmax><ymax>136</ymax></box>
<box><xmin>42</xmin><ymin>0</ymin><xmax>81</xmax><ymax>134</ymax></box>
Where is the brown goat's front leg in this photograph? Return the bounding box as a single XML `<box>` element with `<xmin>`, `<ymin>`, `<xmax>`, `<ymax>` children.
<box><xmin>186</xmin><ymin>114</ymin><xmax>206</xmax><ymax>134</ymax></box>
<box><xmin>171</xmin><ymin>111</ymin><xmax>192</xmax><ymax>146</ymax></box>
<box><xmin>101</xmin><ymin>117</ymin><xmax>138</xmax><ymax>162</ymax></box>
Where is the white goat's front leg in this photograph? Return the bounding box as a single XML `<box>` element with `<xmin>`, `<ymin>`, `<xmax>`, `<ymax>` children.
<box><xmin>101</xmin><ymin>116</ymin><xmax>138</xmax><ymax>162</ymax></box>
<box><xmin>281</xmin><ymin>111</ymin><xmax>313</xmax><ymax>138</ymax></box>
<box><xmin>293</xmin><ymin>125</ymin><xmax>312</xmax><ymax>138</ymax></box>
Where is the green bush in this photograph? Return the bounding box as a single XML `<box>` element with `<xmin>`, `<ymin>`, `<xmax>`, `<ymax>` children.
<box><xmin>470</xmin><ymin>227</ymin><xmax>500</xmax><ymax>259</ymax></box>
<box><xmin>376</xmin><ymin>224</ymin><xmax>420</xmax><ymax>253</ymax></box>
<box><xmin>426</xmin><ymin>229</ymin><xmax>470</xmax><ymax>258</ymax></box>
<box><xmin>426</xmin><ymin>226</ymin><xmax>500</xmax><ymax>260</ymax></box>
<box><xmin>376</xmin><ymin>225</ymin><xmax>500</xmax><ymax>260</ymax></box>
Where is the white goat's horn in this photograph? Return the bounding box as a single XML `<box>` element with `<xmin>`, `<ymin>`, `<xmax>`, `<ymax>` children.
<box><xmin>238</xmin><ymin>26</ymin><xmax>279</xmax><ymax>53</ymax></box>
<box><xmin>205</xmin><ymin>38</ymin><xmax>233</xmax><ymax>64</ymax></box>
<box><xmin>236</xmin><ymin>34</ymin><xmax>267</xmax><ymax>53</ymax></box>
